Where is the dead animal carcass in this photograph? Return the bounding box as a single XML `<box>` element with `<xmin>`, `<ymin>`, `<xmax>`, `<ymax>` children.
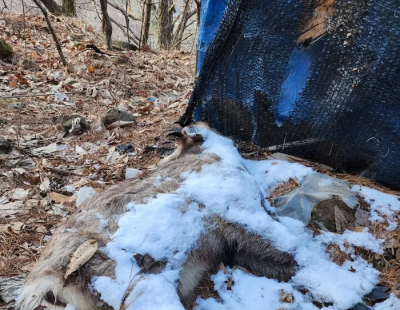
<box><xmin>16</xmin><ymin>123</ymin><xmax>295</xmax><ymax>310</ymax></box>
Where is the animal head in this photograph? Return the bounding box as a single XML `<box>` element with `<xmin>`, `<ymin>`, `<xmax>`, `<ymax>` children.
<box><xmin>158</xmin><ymin>122</ymin><xmax>212</xmax><ymax>165</ymax></box>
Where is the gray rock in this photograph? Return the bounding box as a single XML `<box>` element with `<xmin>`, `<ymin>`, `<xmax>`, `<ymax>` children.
<box><xmin>365</xmin><ymin>286</ymin><xmax>390</xmax><ymax>303</ymax></box>
<box><xmin>0</xmin><ymin>137</ymin><xmax>11</xmax><ymax>154</ymax></box>
<box><xmin>348</xmin><ymin>303</ymin><xmax>371</xmax><ymax>310</ymax></box>
<box><xmin>353</xmin><ymin>208</ymin><xmax>372</xmax><ymax>227</ymax></box>
<box><xmin>7</xmin><ymin>102</ymin><xmax>23</xmax><ymax>109</ymax></box>
<box><xmin>102</xmin><ymin>109</ymin><xmax>136</xmax><ymax>127</ymax></box>
<box><xmin>311</xmin><ymin>195</ymin><xmax>356</xmax><ymax>233</ymax></box>
<box><xmin>112</xmin><ymin>40</ymin><xmax>138</xmax><ymax>51</ymax></box>
<box><xmin>0</xmin><ymin>39</ymin><xmax>13</xmax><ymax>59</ymax></box>
<box><xmin>0</xmin><ymin>99</ymin><xmax>23</xmax><ymax>110</ymax></box>
<box><xmin>116</xmin><ymin>142</ymin><xmax>133</xmax><ymax>153</ymax></box>
<box><xmin>57</xmin><ymin>115</ymin><xmax>90</xmax><ymax>135</ymax></box>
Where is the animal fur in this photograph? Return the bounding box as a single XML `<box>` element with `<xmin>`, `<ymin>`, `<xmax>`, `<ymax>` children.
<box><xmin>177</xmin><ymin>218</ymin><xmax>294</xmax><ymax>308</ymax></box>
<box><xmin>16</xmin><ymin>123</ymin><xmax>295</xmax><ymax>310</ymax></box>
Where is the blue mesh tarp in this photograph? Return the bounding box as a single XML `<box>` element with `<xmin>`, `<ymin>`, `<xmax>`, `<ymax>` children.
<box><xmin>180</xmin><ymin>0</ymin><xmax>400</xmax><ymax>189</ymax></box>
<box><xmin>196</xmin><ymin>0</ymin><xmax>229</xmax><ymax>73</ymax></box>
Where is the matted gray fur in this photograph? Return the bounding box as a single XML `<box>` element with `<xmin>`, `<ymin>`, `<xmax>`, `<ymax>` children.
<box><xmin>16</xmin><ymin>123</ymin><xmax>295</xmax><ymax>310</ymax></box>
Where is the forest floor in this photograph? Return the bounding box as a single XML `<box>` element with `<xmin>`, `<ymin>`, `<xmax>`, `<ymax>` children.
<box><xmin>0</xmin><ymin>12</ymin><xmax>194</xmax><ymax>279</ymax></box>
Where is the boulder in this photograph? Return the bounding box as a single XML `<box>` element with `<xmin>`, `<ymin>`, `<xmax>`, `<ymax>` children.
<box><xmin>0</xmin><ymin>99</ymin><xmax>23</xmax><ymax>110</ymax></box>
<box><xmin>0</xmin><ymin>137</ymin><xmax>11</xmax><ymax>154</ymax></box>
<box><xmin>0</xmin><ymin>39</ymin><xmax>13</xmax><ymax>59</ymax></box>
<box><xmin>57</xmin><ymin>115</ymin><xmax>90</xmax><ymax>135</ymax></box>
<box><xmin>311</xmin><ymin>195</ymin><xmax>356</xmax><ymax>233</ymax></box>
<box><xmin>102</xmin><ymin>108</ymin><xmax>136</xmax><ymax>127</ymax></box>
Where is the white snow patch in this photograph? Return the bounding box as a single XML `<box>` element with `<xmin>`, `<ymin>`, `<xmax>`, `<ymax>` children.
<box><xmin>196</xmin><ymin>268</ymin><xmax>317</xmax><ymax>310</ymax></box>
<box><xmin>317</xmin><ymin>229</ymin><xmax>383</xmax><ymax>253</ymax></box>
<box><xmin>65</xmin><ymin>185</ymin><xmax>75</xmax><ymax>192</ymax></box>
<box><xmin>125</xmin><ymin>168</ymin><xmax>142</xmax><ymax>179</ymax></box>
<box><xmin>76</xmin><ymin>187</ymin><xmax>96</xmax><ymax>206</ymax></box>
<box><xmin>352</xmin><ymin>186</ymin><xmax>400</xmax><ymax>230</ymax></box>
<box><xmin>373</xmin><ymin>294</ymin><xmax>400</xmax><ymax>310</ymax></box>
<box><xmin>90</xmin><ymin>128</ymin><xmax>399</xmax><ymax>310</ymax></box>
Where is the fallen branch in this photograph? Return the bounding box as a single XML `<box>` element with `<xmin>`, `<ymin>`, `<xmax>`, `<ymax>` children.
<box><xmin>1</xmin><ymin>0</ymin><xmax>8</xmax><ymax>11</ymax></box>
<box><xmin>0</xmin><ymin>60</ymin><xmax>14</xmax><ymax>66</ymax></box>
<box><xmin>31</xmin><ymin>0</ymin><xmax>68</xmax><ymax>66</ymax></box>
<box><xmin>43</xmin><ymin>166</ymin><xmax>82</xmax><ymax>176</ymax></box>
<box><xmin>86</xmin><ymin>44</ymin><xmax>113</xmax><ymax>56</ymax></box>
<box><xmin>106</xmin><ymin>120</ymin><xmax>135</xmax><ymax>130</ymax></box>
<box><xmin>0</xmin><ymin>91</ymin><xmax>84</xmax><ymax>99</ymax></box>
<box><xmin>47</xmin><ymin>11</ymin><xmax>85</xmax><ymax>37</ymax></box>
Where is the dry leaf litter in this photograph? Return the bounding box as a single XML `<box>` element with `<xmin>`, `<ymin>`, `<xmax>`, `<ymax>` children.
<box><xmin>0</xmin><ymin>12</ymin><xmax>193</xmax><ymax>284</ymax></box>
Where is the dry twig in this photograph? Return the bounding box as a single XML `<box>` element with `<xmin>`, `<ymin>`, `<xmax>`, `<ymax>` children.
<box><xmin>31</xmin><ymin>0</ymin><xmax>68</xmax><ymax>66</ymax></box>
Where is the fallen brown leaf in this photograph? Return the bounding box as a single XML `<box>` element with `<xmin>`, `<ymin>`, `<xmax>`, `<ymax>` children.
<box><xmin>65</xmin><ymin>239</ymin><xmax>98</xmax><ymax>280</ymax></box>
<box><xmin>49</xmin><ymin>192</ymin><xmax>73</xmax><ymax>204</ymax></box>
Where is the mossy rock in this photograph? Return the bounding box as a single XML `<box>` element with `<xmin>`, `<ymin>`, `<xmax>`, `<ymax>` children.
<box><xmin>0</xmin><ymin>136</ymin><xmax>11</xmax><ymax>154</ymax></box>
<box><xmin>0</xmin><ymin>39</ymin><xmax>13</xmax><ymax>59</ymax></box>
<box><xmin>0</xmin><ymin>98</ymin><xmax>23</xmax><ymax>109</ymax></box>
<box><xmin>57</xmin><ymin>115</ymin><xmax>90</xmax><ymax>135</ymax></box>
<box><xmin>112</xmin><ymin>40</ymin><xmax>138</xmax><ymax>51</ymax></box>
<box><xmin>102</xmin><ymin>109</ymin><xmax>136</xmax><ymax>127</ymax></box>
<box><xmin>74</xmin><ymin>42</ymin><xmax>86</xmax><ymax>50</ymax></box>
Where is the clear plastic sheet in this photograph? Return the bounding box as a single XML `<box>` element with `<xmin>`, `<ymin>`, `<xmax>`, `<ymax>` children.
<box><xmin>274</xmin><ymin>173</ymin><xmax>358</xmax><ymax>225</ymax></box>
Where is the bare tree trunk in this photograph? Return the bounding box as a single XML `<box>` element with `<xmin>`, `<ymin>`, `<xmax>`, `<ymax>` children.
<box><xmin>173</xmin><ymin>0</ymin><xmax>190</xmax><ymax>50</ymax></box>
<box><xmin>62</xmin><ymin>0</ymin><xmax>76</xmax><ymax>17</ymax></box>
<box><xmin>99</xmin><ymin>0</ymin><xmax>113</xmax><ymax>50</ymax></box>
<box><xmin>38</xmin><ymin>0</ymin><xmax>63</xmax><ymax>15</ymax></box>
<box><xmin>124</xmin><ymin>0</ymin><xmax>130</xmax><ymax>43</ymax></box>
<box><xmin>158</xmin><ymin>0</ymin><xmax>173</xmax><ymax>50</ymax></box>
<box><xmin>168</xmin><ymin>1</ymin><xmax>174</xmax><ymax>39</ymax></box>
<box><xmin>194</xmin><ymin>0</ymin><xmax>201</xmax><ymax>26</ymax></box>
<box><xmin>31</xmin><ymin>0</ymin><xmax>67</xmax><ymax>66</ymax></box>
<box><xmin>142</xmin><ymin>0</ymin><xmax>152</xmax><ymax>44</ymax></box>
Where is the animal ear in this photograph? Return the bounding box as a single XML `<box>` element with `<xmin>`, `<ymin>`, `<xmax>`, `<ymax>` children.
<box><xmin>182</xmin><ymin>126</ymin><xmax>205</xmax><ymax>142</ymax></box>
<box><xmin>165</xmin><ymin>124</ymin><xmax>206</xmax><ymax>145</ymax></box>
<box><xmin>166</xmin><ymin>128</ymin><xmax>184</xmax><ymax>139</ymax></box>
<box><xmin>188</xmin><ymin>133</ymin><xmax>204</xmax><ymax>142</ymax></box>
